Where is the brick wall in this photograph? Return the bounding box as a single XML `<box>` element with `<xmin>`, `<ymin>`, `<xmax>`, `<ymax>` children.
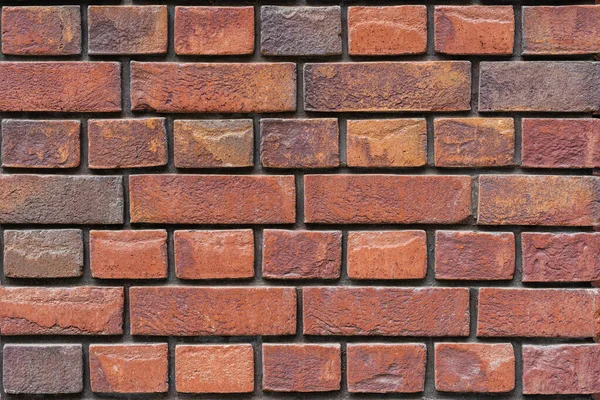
<box><xmin>0</xmin><ymin>1</ymin><xmax>599</xmax><ymax>399</ymax></box>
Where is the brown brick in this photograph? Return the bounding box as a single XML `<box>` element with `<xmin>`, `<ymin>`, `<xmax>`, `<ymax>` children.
<box><xmin>88</xmin><ymin>6</ymin><xmax>167</xmax><ymax>54</ymax></box>
<box><xmin>175</xmin><ymin>7</ymin><xmax>254</xmax><ymax>55</ymax></box>
<box><xmin>175</xmin><ymin>230</ymin><xmax>254</xmax><ymax>280</ymax></box>
<box><xmin>131</xmin><ymin>62</ymin><xmax>296</xmax><ymax>113</ymax></box>
<box><xmin>262</xmin><ymin>344</ymin><xmax>341</xmax><ymax>392</ymax></box>
<box><xmin>261</xmin><ymin>119</ymin><xmax>339</xmax><ymax>169</ymax></box>
<box><xmin>262</xmin><ymin>230</ymin><xmax>341</xmax><ymax>280</ymax></box>
<box><xmin>0</xmin><ymin>62</ymin><xmax>120</xmax><ymax>112</ymax></box>
<box><xmin>347</xmin><ymin>344</ymin><xmax>426</xmax><ymax>393</ymax></box>
<box><xmin>90</xmin><ymin>344</ymin><xmax>168</xmax><ymax>393</ymax></box>
<box><xmin>129</xmin><ymin>174</ymin><xmax>295</xmax><ymax>224</ymax></box>
<box><xmin>4</xmin><ymin>229</ymin><xmax>83</xmax><ymax>279</ymax></box>
<box><xmin>521</xmin><ymin>118</ymin><xmax>600</xmax><ymax>168</ymax></box>
<box><xmin>0</xmin><ymin>175</ymin><xmax>123</xmax><ymax>224</ymax></box>
<box><xmin>434</xmin><ymin>118</ymin><xmax>515</xmax><ymax>167</ymax></box>
<box><xmin>2</xmin><ymin>120</ymin><xmax>80</xmax><ymax>169</ymax></box>
<box><xmin>346</xmin><ymin>119</ymin><xmax>427</xmax><ymax>168</ymax></box>
<box><xmin>477</xmin><ymin>288</ymin><xmax>598</xmax><ymax>338</ymax></box>
<box><xmin>435</xmin><ymin>6</ymin><xmax>514</xmax><ymax>55</ymax></box>
<box><xmin>347</xmin><ymin>231</ymin><xmax>427</xmax><ymax>280</ymax></box>
<box><xmin>90</xmin><ymin>230</ymin><xmax>167</xmax><ymax>280</ymax></box>
<box><xmin>348</xmin><ymin>6</ymin><xmax>427</xmax><ymax>56</ymax></box>
<box><xmin>303</xmin><ymin>287</ymin><xmax>470</xmax><ymax>336</ymax></box>
<box><xmin>478</xmin><ymin>175</ymin><xmax>600</xmax><ymax>226</ymax></box>
<box><xmin>304</xmin><ymin>62</ymin><xmax>471</xmax><ymax>112</ymax></box>
<box><xmin>435</xmin><ymin>343</ymin><xmax>515</xmax><ymax>393</ymax></box>
<box><xmin>176</xmin><ymin>345</ymin><xmax>254</xmax><ymax>393</ymax></box>
<box><xmin>3</xmin><ymin>345</ymin><xmax>83</xmax><ymax>394</ymax></box>
<box><xmin>0</xmin><ymin>286</ymin><xmax>123</xmax><ymax>335</ymax></box>
<box><xmin>130</xmin><ymin>287</ymin><xmax>296</xmax><ymax>336</ymax></box>
<box><xmin>305</xmin><ymin>175</ymin><xmax>471</xmax><ymax>224</ymax></box>
<box><xmin>174</xmin><ymin>120</ymin><xmax>253</xmax><ymax>168</ymax></box>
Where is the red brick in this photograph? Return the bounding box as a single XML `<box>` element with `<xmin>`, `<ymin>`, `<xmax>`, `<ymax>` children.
<box><xmin>435</xmin><ymin>343</ymin><xmax>515</xmax><ymax>393</ymax></box>
<box><xmin>522</xmin><ymin>233</ymin><xmax>600</xmax><ymax>282</ymax></box>
<box><xmin>347</xmin><ymin>344</ymin><xmax>426</xmax><ymax>393</ymax></box>
<box><xmin>305</xmin><ymin>175</ymin><xmax>471</xmax><ymax>224</ymax></box>
<box><xmin>131</xmin><ymin>62</ymin><xmax>296</xmax><ymax>113</ymax></box>
<box><xmin>175</xmin><ymin>7</ymin><xmax>254</xmax><ymax>55</ymax></box>
<box><xmin>435</xmin><ymin>231</ymin><xmax>515</xmax><ymax>280</ymax></box>
<box><xmin>435</xmin><ymin>6</ymin><xmax>514</xmax><ymax>55</ymax></box>
<box><xmin>262</xmin><ymin>230</ymin><xmax>341</xmax><ymax>280</ymax></box>
<box><xmin>0</xmin><ymin>62</ymin><xmax>120</xmax><ymax>112</ymax></box>
<box><xmin>348</xmin><ymin>6</ymin><xmax>427</xmax><ymax>55</ymax></box>
<box><xmin>478</xmin><ymin>175</ymin><xmax>600</xmax><ymax>226</ymax></box>
<box><xmin>346</xmin><ymin>119</ymin><xmax>427</xmax><ymax>168</ymax></box>
<box><xmin>521</xmin><ymin>118</ymin><xmax>600</xmax><ymax>168</ymax></box>
<box><xmin>303</xmin><ymin>287</ymin><xmax>469</xmax><ymax>336</ymax></box>
<box><xmin>347</xmin><ymin>231</ymin><xmax>427</xmax><ymax>280</ymax></box>
<box><xmin>176</xmin><ymin>345</ymin><xmax>254</xmax><ymax>393</ymax></box>
<box><xmin>434</xmin><ymin>118</ymin><xmax>515</xmax><ymax>167</ymax></box>
<box><xmin>262</xmin><ymin>344</ymin><xmax>340</xmax><ymax>392</ymax></box>
<box><xmin>90</xmin><ymin>344</ymin><xmax>168</xmax><ymax>393</ymax></box>
<box><xmin>130</xmin><ymin>287</ymin><xmax>296</xmax><ymax>336</ymax></box>
<box><xmin>477</xmin><ymin>288</ymin><xmax>598</xmax><ymax>338</ymax></box>
<box><xmin>174</xmin><ymin>230</ymin><xmax>254</xmax><ymax>280</ymax></box>
<box><xmin>0</xmin><ymin>286</ymin><xmax>123</xmax><ymax>335</ymax></box>
<box><xmin>305</xmin><ymin>62</ymin><xmax>471</xmax><ymax>112</ymax></box>
<box><xmin>260</xmin><ymin>119</ymin><xmax>339</xmax><ymax>169</ymax></box>
<box><xmin>88</xmin><ymin>6</ymin><xmax>167</xmax><ymax>54</ymax></box>
<box><xmin>90</xmin><ymin>230</ymin><xmax>167</xmax><ymax>280</ymax></box>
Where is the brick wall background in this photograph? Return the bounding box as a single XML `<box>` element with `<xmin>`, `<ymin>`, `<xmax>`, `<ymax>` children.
<box><xmin>0</xmin><ymin>0</ymin><xmax>599</xmax><ymax>398</ymax></box>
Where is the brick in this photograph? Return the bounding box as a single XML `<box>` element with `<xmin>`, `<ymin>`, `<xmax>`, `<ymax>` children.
<box><xmin>175</xmin><ymin>230</ymin><xmax>254</xmax><ymax>280</ymax></box>
<box><xmin>175</xmin><ymin>7</ymin><xmax>254</xmax><ymax>55</ymax></box>
<box><xmin>435</xmin><ymin>231</ymin><xmax>515</xmax><ymax>280</ymax></box>
<box><xmin>305</xmin><ymin>175</ymin><xmax>471</xmax><ymax>224</ymax></box>
<box><xmin>435</xmin><ymin>343</ymin><xmax>515</xmax><ymax>393</ymax></box>
<box><xmin>348</xmin><ymin>6</ymin><xmax>427</xmax><ymax>56</ymax></box>
<box><xmin>90</xmin><ymin>344</ymin><xmax>168</xmax><ymax>393</ymax></box>
<box><xmin>347</xmin><ymin>231</ymin><xmax>427</xmax><ymax>280</ymax></box>
<box><xmin>90</xmin><ymin>230</ymin><xmax>167</xmax><ymax>280</ymax></box>
<box><xmin>262</xmin><ymin>230</ymin><xmax>341</xmax><ymax>280</ymax></box>
<box><xmin>2</xmin><ymin>120</ymin><xmax>80</xmax><ymax>169</ymax></box>
<box><xmin>522</xmin><ymin>6</ymin><xmax>600</xmax><ymax>55</ymax></box>
<box><xmin>131</xmin><ymin>62</ymin><xmax>296</xmax><ymax>113</ymax></box>
<box><xmin>3</xmin><ymin>345</ymin><xmax>82</xmax><ymax>394</ymax></box>
<box><xmin>346</xmin><ymin>119</ymin><xmax>427</xmax><ymax>168</ymax></box>
<box><xmin>174</xmin><ymin>119</ymin><xmax>253</xmax><ymax>168</ymax></box>
<box><xmin>477</xmin><ymin>288</ymin><xmax>598</xmax><ymax>338</ymax></box>
<box><xmin>303</xmin><ymin>287</ymin><xmax>469</xmax><ymax>336</ymax></box>
<box><xmin>522</xmin><ymin>233</ymin><xmax>600</xmax><ymax>282</ymax></box>
<box><xmin>262</xmin><ymin>344</ymin><xmax>341</xmax><ymax>392</ymax></box>
<box><xmin>435</xmin><ymin>6</ymin><xmax>514</xmax><ymax>55</ymax></box>
<box><xmin>260</xmin><ymin>119</ymin><xmax>339</xmax><ymax>169</ymax></box>
<box><xmin>479</xmin><ymin>62</ymin><xmax>600</xmax><ymax>112</ymax></box>
<box><xmin>347</xmin><ymin>344</ymin><xmax>426</xmax><ymax>393</ymax></box>
<box><xmin>305</xmin><ymin>62</ymin><xmax>471</xmax><ymax>112</ymax></box>
<box><xmin>88</xmin><ymin>6</ymin><xmax>167</xmax><ymax>54</ymax></box>
<box><xmin>434</xmin><ymin>118</ymin><xmax>515</xmax><ymax>167</ymax></box>
<box><xmin>0</xmin><ymin>286</ymin><xmax>123</xmax><ymax>335</ymax></box>
<box><xmin>4</xmin><ymin>229</ymin><xmax>83</xmax><ymax>279</ymax></box>
<box><xmin>130</xmin><ymin>287</ymin><xmax>296</xmax><ymax>336</ymax></box>
<box><xmin>129</xmin><ymin>174</ymin><xmax>295</xmax><ymax>224</ymax></box>
<box><xmin>0</xmin><ymin>175</ymin><xmax>123</xmax><ymax>224</ymax></box>
<box><xmin>521</xmin><ymin>118</ymin><xmax>600</xmax><ymax>168</ymax></box>
<box><xmin>0</xmin><ymin>62</ymin><xmax>120</xmax><ymax>112</ymax></box>
<box><xmin>176</xmin><ymin>345</ymin><xmax>254</xmax><ymax>393</ymax></box>
<box><xmin>261</xmin><ymin>6</ymin><xmax>341</xmax><ymax>56</ymax></box>
<box><xmin>478</xmin><ymin>175</ymin><xmax>600</xmax><ymax>226</ymax></box>
<box><xmin>523</xmin><ymin>345</ymin><xmax>600</xmax><ymax>394</ymax></box>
